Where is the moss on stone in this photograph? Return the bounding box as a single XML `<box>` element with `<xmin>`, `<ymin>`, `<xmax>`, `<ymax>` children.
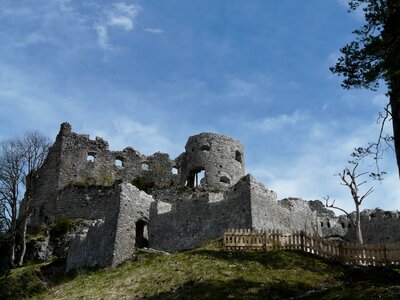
<box><xmin>50</xmin><ymin>219</ymin><xmax>75</xmax><ymax>239</ymax></box>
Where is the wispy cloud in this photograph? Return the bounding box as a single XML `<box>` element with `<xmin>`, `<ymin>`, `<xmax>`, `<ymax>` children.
<box><xmin>0</xmin><ymin>62</ymin><xmax>178</xmax><ymax>156</ymax></box>
<box><xmin>247</xmin><ymin>111</ymin><xmax>308</xmax><ymax>132</ymax></box>
<box><xmin>106</xmin><ymin>3</ymin><xmax>142</xmax><ymax>31</ymax></box>
<box><xmin>0</xmin><ymin>63</ymin><xmax>81</xmax><ymax>137</ymax></box>
<box><xmin>144</xmin><ymin>28</ymin><xmax>164</xmax><ymax>34</ymax></box>
<box><xmin>248</xmin><ymin>118</ymin><xmax>397</xmax><ymax>213</ymax></box>
<box><xmin>94</xmin><ymin>2</ymin><xmax>142</xmax><ymax>50</ymax></box>
<box><xmin>88</xmin><ymin>117</ymin><xmax>174</xmax><ymax>155</ymax></box>
<box><xmin>94</xmin><ymin>25</ymin><xmax>110</xmax><ymax>51</ymax></box>
<box><xmin>225</xmin><ymin>75</ymin><xmax>274</xmax><ymax>103</ymax></box>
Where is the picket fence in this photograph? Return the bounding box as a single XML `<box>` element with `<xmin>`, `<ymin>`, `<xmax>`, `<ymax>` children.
<box><xmin>223</xmin><ymin>229</ymin><xmax>400</xmax><ymax>266</ymax></box>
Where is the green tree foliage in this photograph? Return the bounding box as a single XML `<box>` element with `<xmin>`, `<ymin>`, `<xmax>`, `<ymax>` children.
<box><xmin>331</xmin><ymin>0</ymin><xmax>400</xmax><ymax>176</ymax></box>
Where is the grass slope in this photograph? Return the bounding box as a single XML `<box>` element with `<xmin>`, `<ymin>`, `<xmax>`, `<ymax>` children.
<box><xmin>2</xmin><ymin>241</ymin><xmax>400</xmax><ymax>299</ymax></box>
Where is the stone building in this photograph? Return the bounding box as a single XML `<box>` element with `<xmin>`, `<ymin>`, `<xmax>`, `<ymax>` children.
<box><xmin>28</xmin><ymin>123</ymin><xmax>400</xmax><ymax>270</ymax></box>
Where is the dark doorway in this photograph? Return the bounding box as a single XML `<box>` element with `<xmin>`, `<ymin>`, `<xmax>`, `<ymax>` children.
<box><xmin>135</xmin><ymin>220</ymin><xmax>149</xmax><ymax>248</ymax></box>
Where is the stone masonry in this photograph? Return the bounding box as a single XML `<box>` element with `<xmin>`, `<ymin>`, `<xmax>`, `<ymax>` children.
<box><xmin>28</xmin><ymin>123</ymin><xmax>400</xmax><ymax>270</ymax></box>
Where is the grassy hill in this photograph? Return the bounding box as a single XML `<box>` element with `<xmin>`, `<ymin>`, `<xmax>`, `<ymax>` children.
<box><xmin>1</xmin><ymin>240</ymin><xmax>400</xmax><ymax>299</ymax></box>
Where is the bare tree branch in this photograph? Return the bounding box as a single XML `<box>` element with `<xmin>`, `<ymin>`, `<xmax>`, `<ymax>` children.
<box><xmin>324</xmin><ymin>195</ymin><xmax>356</xmax><ymax>226</ymax></box>
<box><xmin>0</xmin><ymin>132</ymin><xmax>51</xmax><ymax>266</ymax></box>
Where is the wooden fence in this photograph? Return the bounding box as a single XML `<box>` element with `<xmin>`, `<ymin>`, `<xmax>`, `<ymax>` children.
<box><xmin>223</xmin><ymin>229</ymin><xmax>400</xmax><ymax>266</ymax></box>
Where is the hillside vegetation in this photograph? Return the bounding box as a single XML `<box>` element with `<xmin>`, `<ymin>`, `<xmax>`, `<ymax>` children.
<box><xmin>1</xmin><ymin>240</ymin><xmax>400</xmax><ymax>299</ymax></box>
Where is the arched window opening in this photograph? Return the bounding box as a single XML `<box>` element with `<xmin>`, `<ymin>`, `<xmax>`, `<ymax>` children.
<box><xmin>320</xmin><ymin>222</ymin><xmax>324</xmax><ymax>227</ymax></box>
<box><xmin>87</xmin><ymin>153</ymin><xmax>95</xmax><ymax>162</ymax></box>
<box><xmin>141</xmin><ymin>163</ymin><xmax>150</xmax><ymax>171</ymax></box>
<box><xmin>115</xmin><ymin>158</ymin><xmax>123</xmax><ymax>167</ymax></box>
<box><xmin>220</xmin><ymin>176</ymin><xmax>230</xmax><ymax>185</ymax></box>
<box><xmin>172</xmin><ymin>167</ymin><xmax>179</xmax><ymax>175</ymax></box>
<box><xmin>327</xmin><ymin>221</ymin><xmax>331</xmax><ymax>228</ymax></box>
<box><xmin>197</xmin><ymin>170</ymin><xmax>205</xmax><ymax>186</ymax></box>
<box><xmin>185</xmin><ymin>167</ymin><xmax>205</xmax><ymax>188</ymax></box>
<box><xmin>135</xmin><ymin>220</ymin><xmax>148</xmax><ymax>248</ymax></box>
<box><xmin>235</xmin><ymin>150</ymin><xmax>242</xmax><ymax>163</ymax></box>
<box><xmin>341</xmin><ymin>222</ymin><xmax>345</xmax><ymax>229</ymax></box>
<box><xmin>200</xmin><ymin>145</ymin><xmax>210</xmax><ymax>151</ymax></box>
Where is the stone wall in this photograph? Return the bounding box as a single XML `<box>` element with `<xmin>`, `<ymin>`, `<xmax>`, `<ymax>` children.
<box><xmin>244</xmin><ymin>176</ymin><xmax>320</xmax><ymax>234</ymax></box>
<box><xmin>66</xmin><ymin>183</ymin><xmax>156</xmax><ymax>270</ymax></box>
<box><xmin>57</xmin><ymin>123</ymin><xmax>175</xmax><ymax>190</ymax></box>
<box><xmin>29</xmin><ymin>130</ymin><xmax>63</xmax><ymax>225</ymax></box>
<box><xmin>66</xmin><ymin>219</ymin><xmax>116</xmax><ymax>271</ymax></box>
<box><xmin>112</xmin><ymin>183</ymin><xmax>154</xmax><ymax>266</ymax></box>
<box><xmin>149</xmin><ymin>177</ymin><xmax>252</xmax><ymax>252</ymax></box>
<box><xmin>56</xmin><ymin>185</ymin><xmax>115</xmax><ymax>221</ymax></box>
<box><xmin>313</xmin><ymin>208</ymin><xmax>400</xmax><ymax>243</ymax></box>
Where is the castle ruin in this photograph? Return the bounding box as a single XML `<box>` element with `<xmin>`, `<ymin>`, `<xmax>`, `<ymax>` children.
<box><xmin>28</xmin><ymin>123</ymin><xmax>400</xmax><ymax>270</ymax></box>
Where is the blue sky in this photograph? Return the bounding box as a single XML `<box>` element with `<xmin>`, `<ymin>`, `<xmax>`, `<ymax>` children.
<box><xmin>0</xmin><ymin>0</ymin><xmax>398</xmax><ymax>213</ymax></box>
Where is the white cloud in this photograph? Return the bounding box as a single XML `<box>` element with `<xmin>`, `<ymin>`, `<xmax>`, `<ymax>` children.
<box><xmin>224</xmin><ymin>74</ymin><xmax>276</xmax><ymax>104</ymax></box>
<box><xmin>0</xmin><ymin>63</ymin><xmax>82</xmax><ymax>137</ymax></box>
<box><xmin>106</xmin><ymin>3</ymin><xmax>141</xmax><ymax>31</ymax></box>
<box><xmin>94</xmin><ymin>3</ymin><xmax>142</xmax><ymax>50</ymax></box>
<box><xmin>55</xmin><ymin>0</ymin><xmax>74</xmax><ymax>13</ymax></box>
<box><xmin>0</xmin><ymin>62</ymin><xmax>178</xmax><ymax>156</ymax></box>
<box><xmin>86</xmin><ymin>117</ymin><xmax>174</xmax><ymax>155</ymax></box>
<box><xmin>247</xmin><ymin>117</ymin><xmax>398</xmax><ymax>214</ymax></box>
<box><xmin>108</xmin><ymin>16</ymin><xmax>134</xmax><ymax>31</ymax></box>
<box><xmin>144</xmin><ymin>28</ymin><xmax>164</xmax><ymax>34</ymax></box>
<box><xmin>94</xmin><ymin>25</ymin><xmax>111</xmax><ymax>51</ymax></box>
<box><xmin>247</xmin><ymin>111</ymin><xmax>308</xmax><ymax>132</ymax></box>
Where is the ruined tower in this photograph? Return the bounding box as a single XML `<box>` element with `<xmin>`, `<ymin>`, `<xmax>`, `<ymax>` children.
<box><xmin>177</xmin><ymin>132</ymin><xmax>245</xmax><ymax>190</ymax></box>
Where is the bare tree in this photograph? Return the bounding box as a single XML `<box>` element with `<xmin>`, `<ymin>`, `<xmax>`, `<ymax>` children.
<box><xmin>0</xmin><ymin>132</ymin><xmax>50</xmax><ymax>267</ymax></box>
<box><xmin>0</xmin><ymin>139</ymin><xmax>24</xmax><ymax>266</ymax></box>
<box><xmin>325</xmin><ymin>163</ymin><xmax>373</xmax><ymax>245</ymax></box>
<box><xmin>17</xmin><ymin>132</ymin><xmax>51</xmax><ymax>266</ymax></box>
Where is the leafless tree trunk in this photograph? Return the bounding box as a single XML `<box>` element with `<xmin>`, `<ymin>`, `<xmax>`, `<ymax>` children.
<box><xmin>18</xmin><ymin>211</ymin><xmax>29</xmax><ymax>266</ymax></box>
<box><xmin>325</xmin><ymin>163</ymin><xmax>373</xmax><ymax>246</ymax></box>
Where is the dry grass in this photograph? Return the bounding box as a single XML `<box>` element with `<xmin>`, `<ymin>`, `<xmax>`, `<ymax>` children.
<box><xmin>2</xmin><ymin>240</ymin><xmax>400</xmax><ymax>299</ymax></box>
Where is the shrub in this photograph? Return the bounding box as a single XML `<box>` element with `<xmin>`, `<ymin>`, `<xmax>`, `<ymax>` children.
<box><xmin>50</xmin><ymin>219</ymin><xmax>74</xmax><ymax>239</ymax></box>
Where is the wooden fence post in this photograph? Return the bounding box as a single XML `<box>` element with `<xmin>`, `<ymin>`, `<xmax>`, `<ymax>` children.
<box><xmin>264</xmin><ymin>230</ymin><xmax>268</xmax><ymax>251</ymax></box>
<box><xmin>300</xmin><ymin>231</ymin><xmax>304</xmax><ymax>252</ymax></box>
<box><xmin>223</xmin><ymin>231</ymin><xmax>226</xmax><ymax>249</ymax></box>
<box><xmin>384</xmin><ymin>245</ymin><xmax>389</xmax><ymax>266</ymax></box>
<box><xmin>338</xmin><ymin>241</ymin><xmax>344</xmax><ymax>263</ymax></box>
